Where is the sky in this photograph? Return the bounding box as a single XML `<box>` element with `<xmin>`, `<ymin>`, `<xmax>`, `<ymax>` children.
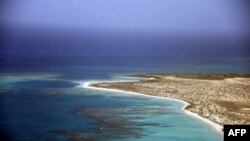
<box><xmin>1</xmin><ymin>0</ymin><xmax>250</xmax><ymax>57</ymax></box>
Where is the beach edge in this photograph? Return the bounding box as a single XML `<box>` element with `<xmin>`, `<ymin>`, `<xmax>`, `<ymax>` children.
<box><xmin>82</xmin><ymin>81</ymin><xmax>223</xmax><ymax>135</ymax></box>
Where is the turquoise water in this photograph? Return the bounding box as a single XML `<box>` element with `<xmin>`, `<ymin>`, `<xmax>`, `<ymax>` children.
<box><xmin>82</xmin><ymin>77</ymin><xmax>223</xmax><ymax>141</ymax></box>
<box><xmin>0</xmin><ymin>70</ymin><xmax>223</xmax><ymax>141</ymax></box>
<box><xmin>2</xmin><ymin>57</ymin><xmax>248</xmax><ymax>140</ymax></box>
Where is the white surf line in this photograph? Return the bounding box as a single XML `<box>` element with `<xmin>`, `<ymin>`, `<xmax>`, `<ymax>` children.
<box><xmin>82</xmin><ymin>80</ymin><xmax>223</xmax><ymax>135</ymax></box>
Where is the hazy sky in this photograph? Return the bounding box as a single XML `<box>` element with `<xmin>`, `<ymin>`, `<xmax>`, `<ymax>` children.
<box><xmin>1</xmin><ymin>0</ymin><xmax>250</xmax><ymax>57</ymax></box>
<box><xmin>3</xmin><ymin>0</ymin><xmax>249</xmax><ymax>35</ymax></box>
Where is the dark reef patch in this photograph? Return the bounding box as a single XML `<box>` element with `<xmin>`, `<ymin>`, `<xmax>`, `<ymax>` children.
<box><xmin>54</xmin><ymin>105</ymin><xmax>172</xmax><ymax>141</ymax></box>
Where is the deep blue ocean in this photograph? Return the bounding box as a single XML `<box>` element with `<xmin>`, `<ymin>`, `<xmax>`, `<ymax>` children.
<box><xmin>1</xmin><ymin>57</ymin><xmax>249</xmax><ymax>141</ymax></box>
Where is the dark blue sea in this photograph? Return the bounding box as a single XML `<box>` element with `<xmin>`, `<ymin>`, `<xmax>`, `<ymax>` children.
<box><xmin>1</xmin><ymin>56</ymin><xmax>249</xmax><ymax>141</ymax></box>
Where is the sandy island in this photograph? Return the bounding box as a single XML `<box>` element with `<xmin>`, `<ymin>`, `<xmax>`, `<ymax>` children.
<box><xmin>88</xmin><ymin>73</ymin><xmax>250</xmax><ymax>130</ymax></box>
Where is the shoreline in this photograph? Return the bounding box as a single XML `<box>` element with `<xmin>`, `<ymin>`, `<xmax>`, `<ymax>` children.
<box><xmin>82</xmin><ymin>81</ymin><xmax>223</xmax><ymax>134</ymax></box>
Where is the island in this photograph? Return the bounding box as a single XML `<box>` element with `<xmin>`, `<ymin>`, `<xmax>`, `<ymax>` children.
<box><xmin>90</xmin><ymin>73</ymin><xmax>250</xmax><ymax>126</ymax></box>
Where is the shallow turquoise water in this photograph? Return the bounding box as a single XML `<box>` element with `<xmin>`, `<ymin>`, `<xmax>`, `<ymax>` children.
<box><xmin>83</xmin><ymin>80</ymin><xmax>223</xmax><ymax>141</ymax></box>
<box><xmin>0</xmin><ymin>72</ymin><xmax>222</xmax><ymax>141</ymax></box>
<box><xmin>1</xmin><ymin>58</ymin><xmax>241</xmax><ymax>141</ymax></box>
